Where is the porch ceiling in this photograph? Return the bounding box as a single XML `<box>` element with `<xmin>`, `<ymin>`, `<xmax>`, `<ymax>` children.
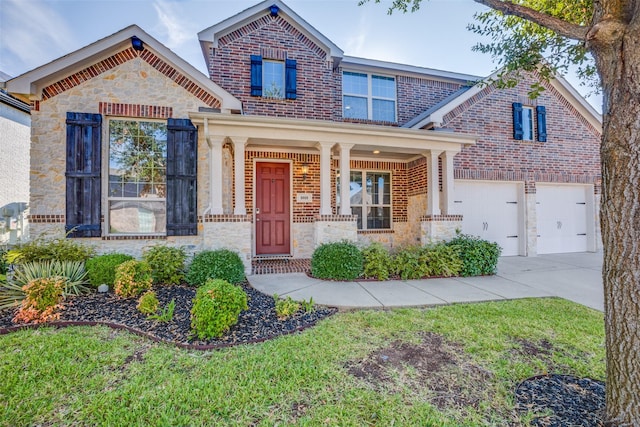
<box><xmin>189</xmin><ymin>113</ymin><xmax>477</xmax><ymax>157</ymax></box>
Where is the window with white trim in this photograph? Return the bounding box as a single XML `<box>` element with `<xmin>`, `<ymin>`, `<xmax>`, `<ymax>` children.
<box><xmin>108</xmin><ymin>120</ymin><xmax>167</xmax><ymax>234</ymax></box>
<box><xmin>337</xmin><ymin>170</ymin><xmax>392</xmax><ymax>229</ymax></box>
<box><xmin>262</xmin><ymin>60</ymin><xmax>285</xmax><ymax>99</ymax></box>
<box><xmin>343</xmin><ymin>72</ymin><xmax>396</xmax><ymax>122</ymax></box>
<box><xmin>521</xmin><ymin>106</ymin><xmax>534</xmax><ymax>141</ymax></box>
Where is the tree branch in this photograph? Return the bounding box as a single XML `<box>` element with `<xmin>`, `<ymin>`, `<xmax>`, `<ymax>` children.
<box><xmin>474</xmin><ymin>0</ymin><xmax>589</xmax><ymax>41</ymax></box>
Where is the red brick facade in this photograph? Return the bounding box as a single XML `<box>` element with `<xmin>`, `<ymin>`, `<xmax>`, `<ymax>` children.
<box><xmin>446</xmin><ymin>73</ymin><xmax>601</xmax><ymax>186</ymax></box>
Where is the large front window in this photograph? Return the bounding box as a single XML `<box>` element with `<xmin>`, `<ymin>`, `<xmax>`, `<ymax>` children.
<box><xmin>108</xmin><ymin>120</ymin><xmax>167</xmax><ymax>234</ymax></box>
<box><xmin>343</xmin><ymin>72</ymin><xmax>396</xmax><ymax>122</ymax></box>
<box><xmin>338</xmin><ymin>170</ymin><xmax>392</xmax><ymax>230</ymax></box>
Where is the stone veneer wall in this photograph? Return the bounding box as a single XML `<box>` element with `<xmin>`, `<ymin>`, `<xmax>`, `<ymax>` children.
<box><xmin>292</xmin><ymin>222</ymin><xmax>314</xmax><ymax>258</ymax></box>
<box><xmin>314</xmin><ymin>215</ymin><xmax>357</xmax><ymax>246</ymax></box>
<box><xmin>28</xmin><ymin>53</ymin><xmax>214</xmax><ymax>252</ymax></box>
<box><xmin>202</xmin><ymin>218</ymin><xmax>252</xmax><ymax>274</ymax></box>
<box><xmin>420</xmin><ymin>216</ymin><xmax>462</xmax><ymax>244</ymax></box>
<box><xmin>525</xmin><ymin>192</ymin><xmax>538</xmax><ymax>256</ymax></box>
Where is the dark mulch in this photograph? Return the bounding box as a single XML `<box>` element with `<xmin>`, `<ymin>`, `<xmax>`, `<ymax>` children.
<box><xmin>515</xmin><ymin>374</ymin><xmax>605</xmax><ymax>426</ymax></box>
<box><xmin>0</xmin><ymin>282</ymin><xmax>336</xmax><ymax>348</ymax></box>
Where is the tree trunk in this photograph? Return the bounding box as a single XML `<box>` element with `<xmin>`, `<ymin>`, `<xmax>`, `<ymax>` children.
<box><xmin>590</xmin><ymin>16</ymin><xmax>640</xmax><ymax>427</ymax></box>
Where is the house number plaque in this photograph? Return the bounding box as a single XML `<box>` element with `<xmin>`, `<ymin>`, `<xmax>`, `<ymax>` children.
<box><xmin>296</xmin><ymin>193</ymin><xmax>313</xmax><ymax>203</ymax></box>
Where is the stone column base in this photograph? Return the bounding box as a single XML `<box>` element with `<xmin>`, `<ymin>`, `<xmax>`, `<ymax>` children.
<box><xmin>314</xmin><ymin>215</ymin><xmax>358</xmax><ymax>246</ymax></box>
<box><xmin>202</xmin><ymin>215</ymin><xmax>252</xmax><ymax>275</ymax></box>
<box><xmin>420</xmin><ymin>215</ymin><xmax>463</xmax><ymax>244</ymax></box>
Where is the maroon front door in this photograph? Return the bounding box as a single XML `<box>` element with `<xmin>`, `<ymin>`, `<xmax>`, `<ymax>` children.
<box><xmin>255</xmin><ymin>162</ymin><xmax>291</xmax><ymax>255</ymax></box>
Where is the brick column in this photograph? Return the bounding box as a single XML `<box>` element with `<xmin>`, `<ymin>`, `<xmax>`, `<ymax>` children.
<box><xmin>424</xmin><ymin>150</ymin><xmax>443</xmax><ymax>216</ymax></box>
<box><xmin>233</xmin><ymin>138</ymin><xmax>247</xmax><ymax>215</ymax></box>
<box><xmin>338</xmin><ymin>143</ymin><xmax>354</xmax><ymax>215</ymax></box>
<box><xmin>317</xmin><ymin>141</ymin><xmax>335</xmax><ymax>215</ymax></box>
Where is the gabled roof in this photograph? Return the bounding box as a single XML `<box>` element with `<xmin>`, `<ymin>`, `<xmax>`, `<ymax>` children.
<box><xmin>406</xmin><ymin>69</ymin><xmax>602</xmax><ymax>131</ymax></box>
<box><xmin>198</xmin><ymin>0</ymin><xmax>343</xmax><ymax>63</ymax></box>
<box><xmin>3</xmin><ymin>25</ymin><xmax>242</xmax><ymax>112</ymax></box>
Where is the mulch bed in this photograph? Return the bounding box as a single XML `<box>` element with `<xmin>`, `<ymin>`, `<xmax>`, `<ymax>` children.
<box><xmin>515</xmin><ymin>374</ymin><xmax>605</xmax><ymax>426</ymax></box>
<box><xmin>0</xmin><ymin>282</ymin><xmax>337</xmax><ymax>349</ymax></box>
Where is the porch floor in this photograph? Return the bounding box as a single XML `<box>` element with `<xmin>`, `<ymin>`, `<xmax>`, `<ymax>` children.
<box><xmin>252</xmin><ymin>258</ymin><xmax>311</xmax><ymax>275</ymax></box>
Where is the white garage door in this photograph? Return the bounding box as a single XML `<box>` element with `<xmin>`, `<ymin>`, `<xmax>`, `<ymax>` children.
<box><xmin>454</xmin><ymin>181</ymin><xmax>523</xmax><ymax>256</ymax></box>
<box><xmin>536</xmin><ymin>184</ymin><xmax>589</xmax><ymax>254</ymax></box>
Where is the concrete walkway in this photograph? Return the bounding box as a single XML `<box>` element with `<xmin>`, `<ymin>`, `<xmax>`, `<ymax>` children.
<box><xmin>248</xmin><ymin>251</ymin><xmax>604</xmax><ymax>311</ymax></box>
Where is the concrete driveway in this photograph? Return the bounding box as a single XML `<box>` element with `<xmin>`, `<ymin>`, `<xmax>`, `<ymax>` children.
<box><xmin>248</xmin><ymin>251</ymin><xmax>604</xmax><ymax>311</ymax></box>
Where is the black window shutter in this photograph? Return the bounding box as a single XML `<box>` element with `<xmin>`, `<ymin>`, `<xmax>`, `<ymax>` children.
<box><xmin>166</xmin><ymin>118</ymin><xmax>197</xmax><ymax>236</ymax></box>
<box><xmin>512</xmin><ymin>102</ymin><xmax>524</xmax><ymax>140</ymax></box>
<box><xmin>285</xmin><ymin>59</ymin><xmax>297</xmax><ymax>100</ymax></box>
<box><xmin>250</xmin><ymin>55</ymin><xmax>263</xmax><ymax>97</ymax></box>
<box><xmin>65</xmin><ymin>112</ymin><xmax>102</xmax><ymax>238</ymax></box>
<box><xmin>536</xmin><ymin>105</ymin><xmax>547</xmax><ymax>142</ymax></box>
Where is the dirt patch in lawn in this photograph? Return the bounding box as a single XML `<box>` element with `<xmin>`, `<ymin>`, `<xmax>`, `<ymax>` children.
<box><xmin>346</xmin><ymin>332</ymin><xmax>494</xmax><ymax>413</ymax></box>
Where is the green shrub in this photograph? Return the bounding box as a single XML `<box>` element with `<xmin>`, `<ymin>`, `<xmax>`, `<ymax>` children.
<box><xmin>362</xmin><ymin>243</ymin><xmax>392</xmax><ymax>280</ymax></box>
<box><xmin>447</xmin><ymin>234</ymin><xmax>502</xmax><ymax>277</ymax></box>
<box><xmin>114</xmin><ymin>260</ymin><xmax>152</xmax><ymax>298</ymax></box>
<box><xmin>421</xmin><ymin>243</ymin><xmax>463</xmax><ymax>278</ymax></box>
<box><xmin>12</xmin><ymin>277</ymin><xmax>66</xmax><ymax>324</ymax></box>
<box><xmin>190</xmin><ymin>279</ymin><xmax>248</xmax><ymax>339</ymax></box>
<box><xmin>85</xmin><ymin>253</ymin><xmax>134</xmax><ymax>287</ymax></box>
<box><xmin>143</xmin><ymin>245</ymin><xmax>186</xmax><ymax>285</ymax></box>
<box><xmin>311</xmin><ymin>241</ymin><xmax>363</xmax><ymax>280</ymax></box>
<box><xmin>273</xmin><ymin>294</ymin><xmax>300</xmax><ymax>319</ymax></box>
<box><xmin>0</xmin><ymin>250</ymin><xmax>7</xmax><ymax>275</ymax></box>
<box><xmin>185</xmin><ymin>249</ymin><xmax>245</xmax><ymax>286</ymax></box>
<box><xmin>392</xmin><ymin>246</ymin><xmax>429</xmax><ymax>280</ymax></box>
<box><xmin>6</xmin><ymin>236</ymin><xmax>95</xmax><ymax>264</ymax></box>
<box><xmin>137</xmin><ymin>290</ymin><xmax>160</xmax><ymax>315</ymax></box>
<box><xmin>301</xmin><ymin>297</ymin><xmax>315</xmax><ymax>313</ymax></box>
<box><xmin>12</xmin><ymin>260</ymin><xmax>89</xmax><ymax>296</ymax></box>
<box><xmin>149</xmin><ymin>299</ymin><xmax>176</xmax><ymax>322</ymax></box>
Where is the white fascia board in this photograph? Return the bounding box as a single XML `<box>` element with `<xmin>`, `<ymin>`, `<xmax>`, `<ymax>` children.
<box><xmin>341</xmin><ymin>56</ymin><xmax>481</xmax><ymax>84</ymax></box>
<box><xmin>5</xmin><ymin>25</ymin><xmax>242</xmax><ymax>111</ymax></box>
<box><xmin>190</xmin><ymin>113</ymin><xmax>477</xmax><ymax>153</ymax></box>
<box><xmin>198</xmin><ymin>0</ymin><xmax>343</xmax><ymax>60</ymax></box>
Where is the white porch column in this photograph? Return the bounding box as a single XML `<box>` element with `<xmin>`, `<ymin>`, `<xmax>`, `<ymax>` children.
<box><xmin>425</xmin><ymin>150</ymin><xmax>443</xmax><ymax>216</ymax></box>
<box><xmin>317</xmin><ymin>141</ymin><xmax>335</xmax><ymax>215</ymax></box>
<box><xmin>233</xmin><ymin>138</ymin><xmax>247</xmax><ymax>215</ymax></box>
<box><xmin>206</xmin><ymin>129</ymin><xmax>225</xmax><ymax>215</ymax></box>
<box><xmin>440</xmin><ymin>151</ymin><xmax>456</xmax><ymax>215</ymax></box>
<box><xmin>338</xmin><ymin>143</ymin><xmax>354</xmax><ymax>215</ymax></box>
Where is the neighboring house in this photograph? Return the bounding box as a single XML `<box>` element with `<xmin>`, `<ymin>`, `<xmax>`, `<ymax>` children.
<box><xmin>2</xmin><ymin>0</ymin><xmax>601</xmax><ymax>272</ymax></box>
<box><xmin>0</xmin><ymin>71</ymin><xmax>30</xmax><ymax>244</ymax></box>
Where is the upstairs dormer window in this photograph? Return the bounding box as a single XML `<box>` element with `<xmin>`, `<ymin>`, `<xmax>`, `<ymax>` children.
<box><xmin>343</xmin><ymin>71</ymin><xmax>396</xmax><ymax>122</ymax></box>
<box><xmin>250</xmin><ymin>55</ymin><xmax>297</xmax><ymax>99</ymax></box>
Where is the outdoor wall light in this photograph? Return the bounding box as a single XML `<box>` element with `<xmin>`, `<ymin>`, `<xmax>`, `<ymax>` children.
<box><xmin>131</xmin><ymin>36</ymin><xmax>144</xmax><ymax>51</ymax></box>
<box><xmin>301</xmin><ymin>163</ymin><xmax>310</xmax><ymax>180</ymax></box>
<box><xmin>270</xmin><ymin>4</ymin><xmax>280</xmax><ymax>16</ymax></box>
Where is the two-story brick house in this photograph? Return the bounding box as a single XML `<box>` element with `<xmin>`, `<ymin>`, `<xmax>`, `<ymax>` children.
<box><xmin>3</xmin><ymin>0</ymin><xmax>601</xmax><ymax>273</ymax></box>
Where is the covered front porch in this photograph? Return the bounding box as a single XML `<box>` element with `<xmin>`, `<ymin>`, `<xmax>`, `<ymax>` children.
<box><xmin>189</xmin><ymin>113</ymin><xmax>477</xmax><ymax>263</ymax></box>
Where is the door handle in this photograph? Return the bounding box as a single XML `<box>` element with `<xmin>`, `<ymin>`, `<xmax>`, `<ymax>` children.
<box><xmin>256</xmin><ymin>208</ymin><xmax>260</xmax><ymax>214</ymax></box>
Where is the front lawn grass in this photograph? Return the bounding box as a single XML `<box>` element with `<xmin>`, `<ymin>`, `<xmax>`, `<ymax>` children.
<box><xmin>0</xmin><ymin>297</ymin><xmax>604</xmax><ymax>426</ymax></box>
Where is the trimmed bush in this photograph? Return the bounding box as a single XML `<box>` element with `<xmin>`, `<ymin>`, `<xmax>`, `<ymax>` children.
<box><xmin>421</xmin><ymin>243</ymin><xmax>463</xmax><ymax>278</ymax></box>
<box><xmin>12</xmin><ymin>277</ymin><xmax>65</xmax><ymax>324</ymax></box>
<box><xmin>6</xmin><ymin>236</ymin><xmax>95</xmax><ymax>264</ymax></box>
<box><xmin>85</xmin><ymin>253</ymin><xmax>134</xmax><ymax>287</ymax></box>
<box><xmin>185</xmin><ymin>249</ymin><xmax>245</xmax><ymax>286</ymax></box>
<box><xmin>362</xmin><ymin>243</ymin><xmax>393</xmax><ymax>280</ymax></box>
<box><xmin>114</xmin><ymin>260</ymin><xmax>152</xmax><ymax>298</ymax></box>
<box><xmin>137</xmin><ymin>290</ymin><xmax>160</xmax><ymax>315</ymax></box>
<box><xmin>311</xmin><ymin>241</ymin><xmax>363</xmax><ymax>280</ymax></box>
<box><xmin>447</xmin><ymin>234</ymin><xmax>502</xmax><ymax>277</ymax></box>
<box><xmin>392</xmin><ymin>246</ymin><xmax>429</xmax><ymax>280</ymax></box>
<box><xmin>143</xmin><ymin>245</ymin><xmax>186</xmax><ymax>285</ymax></box>
<box><xmin>190</xmin><ymin>279</ymin><xmax>248</xmax><ymax>339</ymax></box>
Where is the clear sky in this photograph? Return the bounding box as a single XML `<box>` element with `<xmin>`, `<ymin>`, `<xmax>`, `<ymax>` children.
<box><xmin>0</xmin><ymin>0</ymin><xmax>601</xmax><ymax>110</ymax></box>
